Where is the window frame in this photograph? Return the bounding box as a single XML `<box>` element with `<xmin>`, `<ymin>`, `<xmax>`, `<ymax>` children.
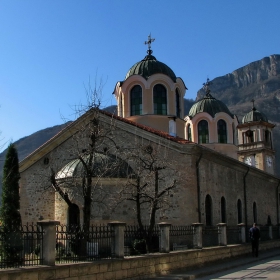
<box><xmin>153</xmin><ymin>84</ymin><xmax>167</xmax><ymax>115</ymax></box>
<box><xmin>130</xmin><ymin>85</ymin><xmax>143</xmax><ymax>116</ymax></box>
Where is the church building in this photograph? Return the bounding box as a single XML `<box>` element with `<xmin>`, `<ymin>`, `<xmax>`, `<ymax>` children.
<box><xmin>19</xmin><ymin>36</ymin><xmax>279</xmax><ymax>229</ymax></box>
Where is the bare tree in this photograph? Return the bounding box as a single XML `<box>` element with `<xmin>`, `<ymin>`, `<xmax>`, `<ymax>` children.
<box><xmin>120</xmin><ymin>142</ymin><xmax>178</xmax><ymax>252</ymax></box>
<box><xmin>39</xmin><ymin>82</ymin><xmax>126</xmax><ymax>232</ymax></box>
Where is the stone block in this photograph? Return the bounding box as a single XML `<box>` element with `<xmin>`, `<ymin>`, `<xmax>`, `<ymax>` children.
<box><xmin>69</xmin><ymin>265</ymin><xmax>79</xmax><ymax>277</ymax></box>
<box><xmin>38</xmin><ymin>269</ymin><xmax>56</xmax><ymax>280</ymax></box>
<box><xmin>115</xmin><ymin>269</ymin><xmax>128</xmax><ymax>280</ymax></box>
<box><xmin>80</xmin><ymin>275</ymin><xmax>96</xmax><ymax>280</ymax></box>
<box><xmin>88</xmin><ymin>264</ymin><xmax>100</xmax><ymax>275</ymax></box>
<box><xmin>159</xmin><ymin>256</ymin><xmax>170</xmax><ymax>264</ymax></box>
<box><xmin>22</xmin><ymin>271</ymin><xmax>39</xmax><ymax>280</ymax></box>
<box><xmin>0</xmin><ymin>274</ymin><xmax>8</xmax><ymax>280</ymax></box>
<box><xmin>121</xmin><ymin>260</ymin><xmax>130</xmax><ymax>270</ymax></box>
<box><xmin>5</xmin><ymin>274</ymin><xmax>21</xmax><ymax>280</ymax></box>
<box><xmin>112</xmin><ymin>261</ymin><xmax>122</xmax><ymax>271</ymax></box>
<box><xmin>127</xmin><ymin>268</ymin><xmax>138</xmax><ymax>278</ymax></box>
<box><xmin>104</xmin><ymin>271</ymin><xmax>116</xmax><ymax>280</ymax></box>
<box><xmin>78</xmin><ymin>265</ymin><xmax>89</xmax><ymax>276</ymax></box>
<box><xmin>55</xmin><ymin>267</ymin><xmax>70</xmax><ymax>279</ymax></box>
<box><xmin>130</xmin><ymin>259</ymin><xmax>140</xmax><ymax>268</ymax></box>
<box><xmin>99</xmin><ymin>263</ymin><xmax>109</xmax><ymax>273</ymax></box>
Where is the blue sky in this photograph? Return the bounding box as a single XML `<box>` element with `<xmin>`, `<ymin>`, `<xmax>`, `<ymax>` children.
<box><xmin>0</xmin><ymin>1</ymin><xmax>280</xmax><ymax>151</ymax></box>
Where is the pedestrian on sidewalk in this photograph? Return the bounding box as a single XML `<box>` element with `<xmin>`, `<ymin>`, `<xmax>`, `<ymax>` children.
<box><xmin>249</xmin><ymin>223</ymin><xmax>260</xmax><ymax>257</ymax></box>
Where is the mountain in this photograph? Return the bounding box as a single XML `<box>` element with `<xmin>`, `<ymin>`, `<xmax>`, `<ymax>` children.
<box><xmin>0</xmin><ymin>122</ymin><xmax>71</xmax><ymax>195</ymax></box>
<box><xmin>1</xmin><ymin>54</ymin><xmax>280</xmax><ymax>192</ymax></box>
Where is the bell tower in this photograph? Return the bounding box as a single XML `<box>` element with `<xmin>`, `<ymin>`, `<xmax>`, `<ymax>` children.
<box><xmin>237</xmin><ymin>100</ymin><xmax>275</xmax><ymax>174</ymax></box>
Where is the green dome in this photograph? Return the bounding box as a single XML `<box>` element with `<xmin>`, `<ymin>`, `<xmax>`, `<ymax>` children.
<box><xmin>242</xmin><ymin>107</ymin><xmax>268</xmax><ymax>123</ymax></box>
<box><xmin>188</xmin><ymin>93</ymin><xmax>233</xmax><ymax>119</ymax></box>
<box><xmin>125</xmin><ymin>54</ymin><xmax>176</xmax><ymax>82</ymax></box>
<box><xmin>56</xmin><ymin>153</ymin><xmax>134</xmax><ymax>179</ymax></box>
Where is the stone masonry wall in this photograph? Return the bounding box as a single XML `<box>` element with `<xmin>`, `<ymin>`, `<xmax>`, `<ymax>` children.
<box><xmin>0</xmin><ymin>240</ymin><xmax>279</xmax><ymax>280</ymax></box>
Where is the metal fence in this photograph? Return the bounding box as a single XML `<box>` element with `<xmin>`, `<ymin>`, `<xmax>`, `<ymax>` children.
<box><xmin>124</xmin><ymin>225</ymin><xmax>160</xmax><ymax>256</ymax></box>
<box><xmin>170</xmin><ymin>225</ymin><xmax>194</xmax><ymax>251</ymax></box>
<box><xmin>0</xmin><ymin>223</ymin><xmax>43</xmax><ymax>269</ymax></box>
<box><xmin>227</xmin><ymin>226</ymin><xmax>241</xmax><ymax>245</ymax></box>
<box><xmin>272</xmin><ymin>226</ymin><xmax>279</xmax><ymax>239</ymax></box>
<box><xmin>202</xmin><ymin>226</ymin><xmax>220</xmax><ymax>247</ymax></box>
<box><xmin>260</xmin><ymin>226</ymin><xmax>270</xmax><ymax>241</ymax></box>
<box><xmin>55</xmin><ymin>224</ymin><xmax>114</xmax><ymax>263</ymax></box>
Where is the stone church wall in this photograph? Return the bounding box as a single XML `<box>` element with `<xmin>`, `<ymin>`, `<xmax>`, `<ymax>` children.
<box><xmin>19</xmin><ymin>113</ymin><xmax>280</xmax><ymax>227</ymax></box>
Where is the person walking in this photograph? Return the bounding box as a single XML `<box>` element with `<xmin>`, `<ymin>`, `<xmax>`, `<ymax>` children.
<box><xmin>249</xmin><ymin>223</ymin><xmax>260</xmax><ymax>257</ymax></box>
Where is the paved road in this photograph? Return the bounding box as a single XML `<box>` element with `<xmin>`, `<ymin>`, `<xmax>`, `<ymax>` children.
<box><xmin>146</xmin><ymin>249</ymin><xmax>280</xmax><ymax>280</ymax></box>
<box><xmin>197</xmin><ymin>255</ymin><xmax>280</xmax><ymax>279</ymax></box>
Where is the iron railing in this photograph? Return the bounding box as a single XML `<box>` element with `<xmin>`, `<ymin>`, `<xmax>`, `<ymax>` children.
<box><xmin>55</xmin><ymin>224</ymin><xmax>114</xmax><ymax>263</ymax></box>
<box><xmin>170</xmin><ymin>225</ymin><xmax>194</xmax><ymax>250</ymax></box>
<box><xmin>0</xmin><ymin>223</ymin><xmax>43</xmax><ymax>269</ymax></box>
<box><xmin>124</xmin><ymin>225</ymin><xmax>160</xmax><ymax>255</ymax></box>
<box><xmin>202</xmin><ymin>226</ymin><xmax>220</xmax><ymax>247</ymax></box>
<box><xmin>227</xmin><ymin>226</ymin><xmax>241</xmax><ymax>244</ymax></box>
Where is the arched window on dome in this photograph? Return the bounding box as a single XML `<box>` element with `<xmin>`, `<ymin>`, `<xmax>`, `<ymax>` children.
<box><xmin>217</xmin><ymin>119</ymin><xmax>227</xmax><ymax>143</ymax></box>
<box><xmin>198</xmin><ymin>120</ymin><xmax>209</xmax><ymax>144</ymax></box>
<box><xmin>205</xmin><ymin>194</ymin><xmax>212</xmax><ymax>226</ymax></box>
<box><xmin>176</xmin><ymin>88</ymin><xmax>181</xmax><ymax>118</ymax></box>
<box><xmin>221</xmin><ymin>196</ymin><xmax>226</xmax><ymax>223</ymax></box>
<box><xmin>187</xmin><ymin>124</ymin><xmax>192</xmax><ymax>141</ymax></box>
<box><xmin>153</xmin><ymin>84</ymin><xmax>167</xmax><ymax>115</ymax></box>
<box><xmin>130</xmin><ymin>85</ymin><xmax>142</xmax><ymax>116</ymax></box>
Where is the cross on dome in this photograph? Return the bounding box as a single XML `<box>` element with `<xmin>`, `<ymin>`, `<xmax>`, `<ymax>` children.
<box><xmin>251</xmin><ymin>99</ymin><xmax>256</xmax><ymax>110</ymax></box>
<box><xmin>203</xmin><ymin>78</ymin><xmax>212</xmax><ymax>96</ymax></box>
<box><xmin>144</xmin><ymin>34</ymin><xmax>155</xmax><ymax>55</ymax></box>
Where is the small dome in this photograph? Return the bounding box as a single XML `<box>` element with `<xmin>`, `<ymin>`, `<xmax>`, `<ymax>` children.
<box><xmin>242</xmin><ymin>107</ymin><xmax>268</xmax><ymax>123</ymax></box>
<box><xmin>125</xmin><ymin>54</ymin><xmax>176</xmax><ymax>82</ymax></box>
<box><xmin>188</xmin><ymin>93</ymin><xmax>233</xmax><ymax>119</ymax></box>
<box><xmin>56</xmin><ymin>153</ymin><xmax>133</xmax><ymax>179</ymax></box>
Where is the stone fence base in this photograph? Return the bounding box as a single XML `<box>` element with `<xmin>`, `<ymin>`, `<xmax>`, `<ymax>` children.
<box><xmin>1</xmin><ymin>240</ymin><xmax>280</xmax><ymax>280</ymax></box>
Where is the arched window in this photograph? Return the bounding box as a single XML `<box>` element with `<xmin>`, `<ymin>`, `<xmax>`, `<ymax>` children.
<box><xmin>130</xmin><ymin>85</ymin><xmax>142</xmax><ymax>116</ymax></box>
<box><xmin>221</xmin><ymin>196</ymin><xmax>226</xmax><ymax>223</ymax></box>
<box><xmin>176</xmin><ymin>88</ymin><xmax>181</xmax><ymax>118</ymax></box>
<box><xmin>265</xmin><ymin>130</ymin><xmax>272</xmax><ymax>148</ymax></box>
<box><xmin>245</xmin><ymin>130</ymin><xmax>254</xmax><ymax>143</ymax></box>
<box><xmin>205</xmin><ymin>194</ymin><xmax>212</xmax><ymax>226</ymax></box>
<box><xmin>198</xmin><ymin>120</ymin><xmax>209</xmax><ymax>144</ymax></box>
<box><xmin>68</xmin><ymin>204</ymin><xmax>80</xmax><ymax>229</ymax></box>
<box><xmin>217</xmin><ymin>120</ymin><xmax>227</xmax><ymax>143</ymax></box>
<box><xmin>237</xmin><ymin>199</ymin><xmax>242</xmax><ymax>224</ymax></box>
<box><xmin>187</xmin><ymin>124</ymin><xmax>192</xmax><ymax>141</ymax></box>
<box><xmin>253</xmin><ymin>202</ymin><xmax>257</xmax><ymax>223</ymax></box>
<box><xmin>153</xmin><ymin>84</ymin><xmax>167</xmax><ymax>115</ymax></box>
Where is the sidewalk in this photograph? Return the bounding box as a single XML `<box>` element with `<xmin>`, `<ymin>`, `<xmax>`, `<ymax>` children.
<box><xmin>145</xmin><ymin>248</ymin><xmax>280</xmax><ymax>280</ymax></box>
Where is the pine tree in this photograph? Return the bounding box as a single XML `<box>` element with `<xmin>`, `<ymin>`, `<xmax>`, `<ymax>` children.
<box><xmin>0</xmin><ymin>143</ymin><xmax>22</xmax><ymax>264</ymax></box>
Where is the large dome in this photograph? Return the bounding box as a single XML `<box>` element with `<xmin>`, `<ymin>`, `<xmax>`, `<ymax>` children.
<box><xmin>125</xmin><ymin>54</ymin><xmax>176</xmax><ymax>82</ymax></box>
<box><xmin>242</xmin><ymin>107</ymin><xmax>268</xmax><ymax>123</ymax></box>
<box><xmin>56</xmin><ymin>153</ymin><xmax>134</xmax><ymax>179</ymax></box>
<box><xmin>188</xmin><ymin>93</ymin><xmax>233</xmax><ymax>119</ymax></box>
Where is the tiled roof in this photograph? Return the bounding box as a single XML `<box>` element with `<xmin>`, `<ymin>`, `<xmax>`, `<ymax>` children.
<box><xmin>20</xmin><ymin>109</ymin><xmax>191</xmax><ymax>164</ymax></box>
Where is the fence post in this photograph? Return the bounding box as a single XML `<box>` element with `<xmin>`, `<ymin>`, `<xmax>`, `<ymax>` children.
<box><xmin>217</xmin><ymin>223</ymin><xmax>227</xmax><ymax>246</ymax></box>
<box><xmin>108</xmin><ymin>221</ymin><xmax>126</xmax><ymax>258</ymax></box>
<box><xmin>37</xmin><ymin>220</ymin><xmax>60</xmax><ymax>266</ymax></box>
<box><xmin>158</xmin><ymin>222</ymin><xmax>171</xmax><ymax>253</ymax></box>
<box><xmin>238</xmin><ymin>223</ymin><xmax>246</xmax><ymax>243</ymax></box>
<box><xmin>192</xmin><ymin>223</ymin><xmax>203</xmax><ymax>249</ymax></box>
